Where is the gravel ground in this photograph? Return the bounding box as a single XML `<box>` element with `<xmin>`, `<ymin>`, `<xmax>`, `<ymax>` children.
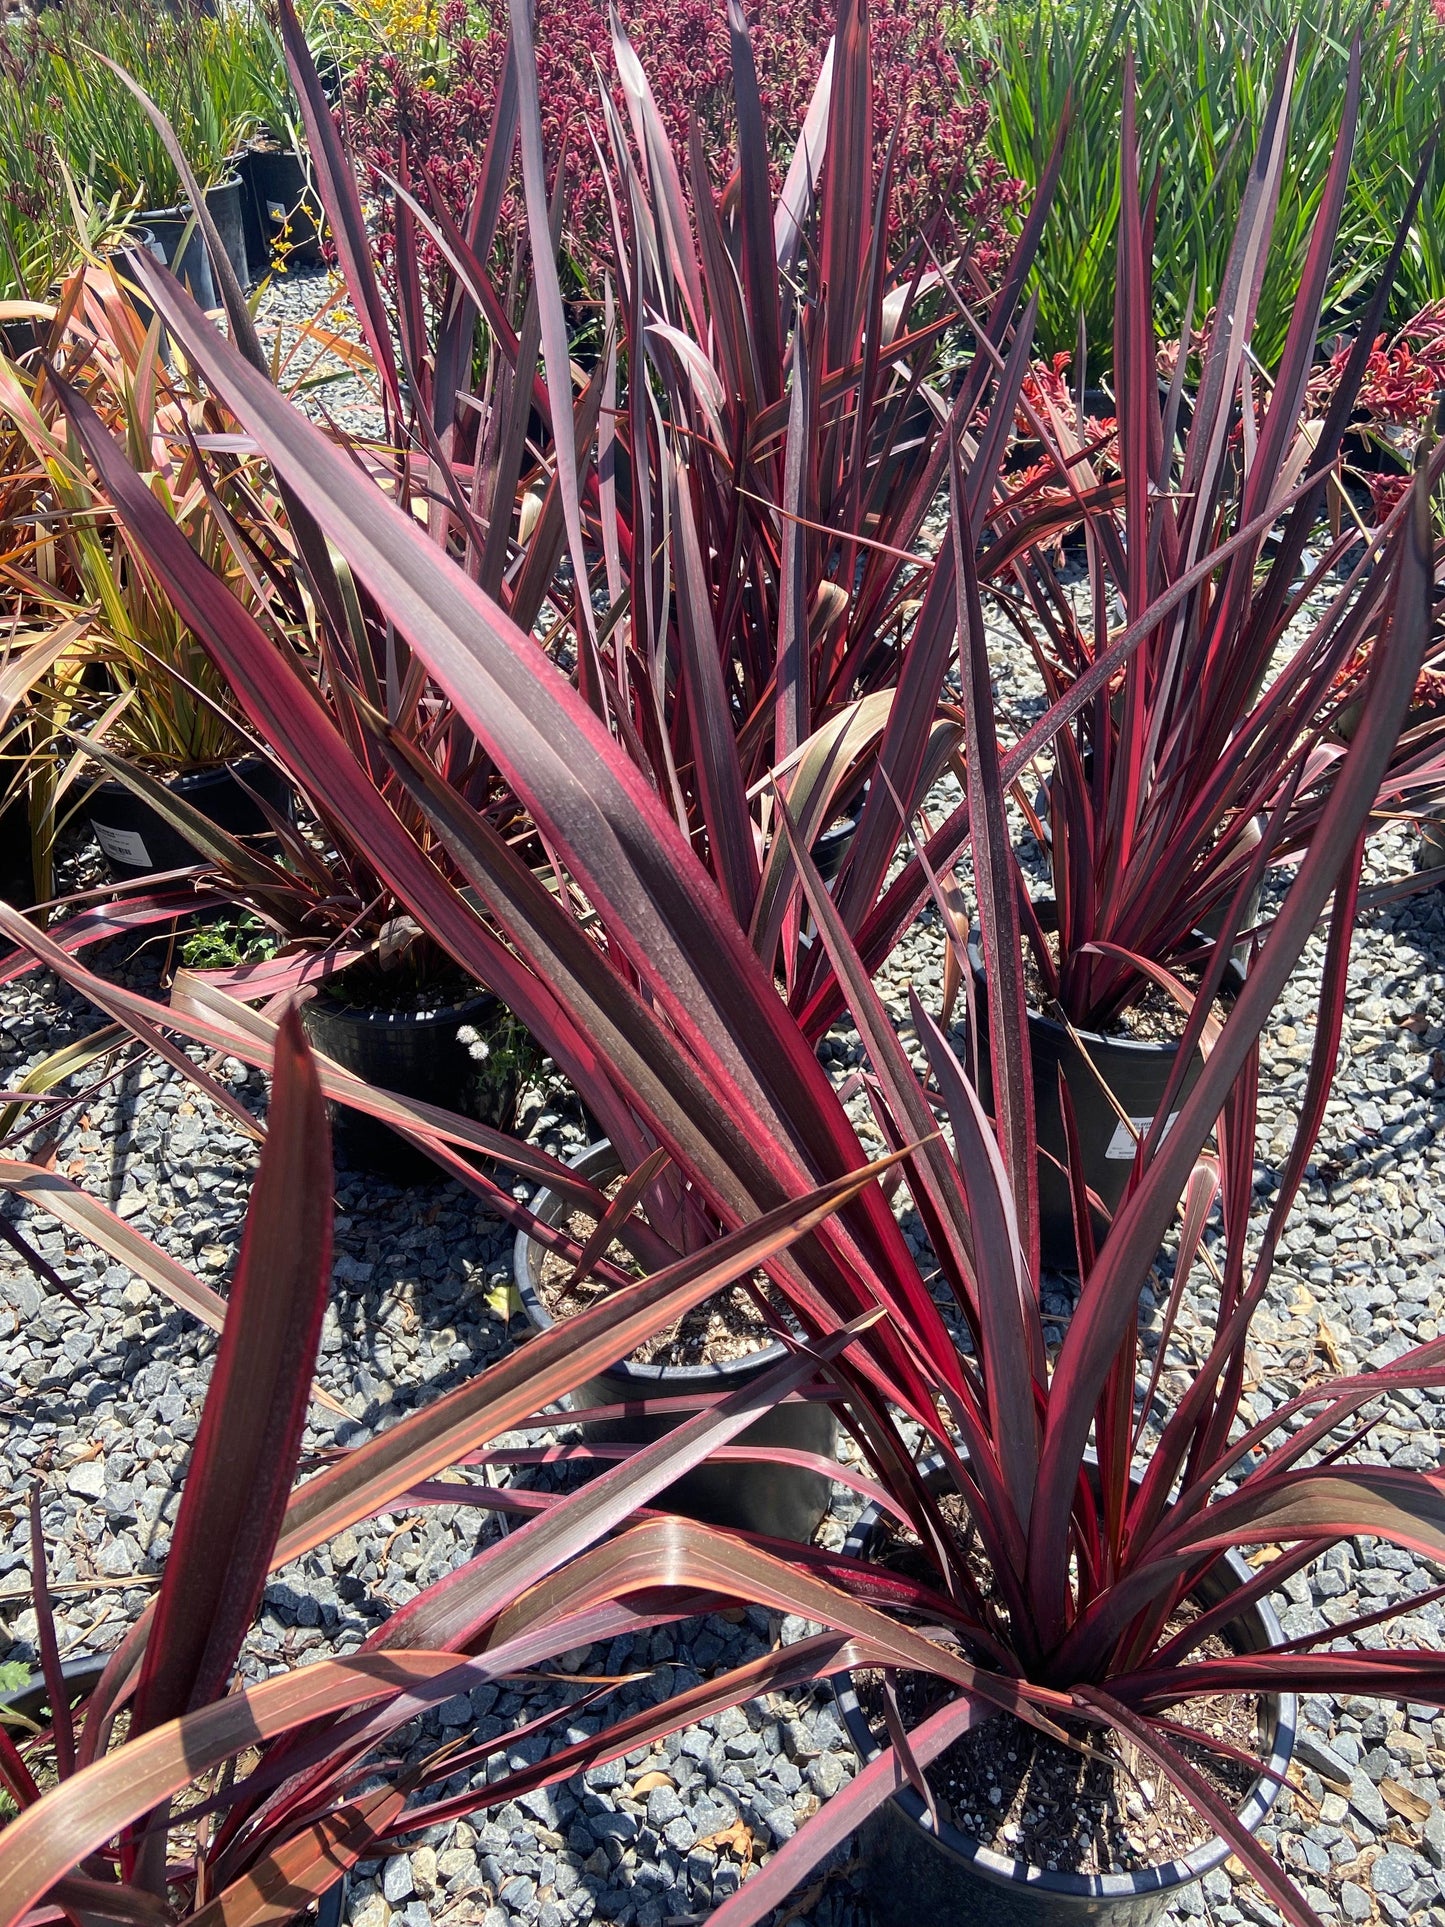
<box><xmin>2</xmin><ymin>532</ymin><xmax>1444</xmax><ymax>1921</ymax></box>
<box><xmin>256</xmin><ymin>263</ymin><xmax>390</xmax><ymax>442</ymax></box>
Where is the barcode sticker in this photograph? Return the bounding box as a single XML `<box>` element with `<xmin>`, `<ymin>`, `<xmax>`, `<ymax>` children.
<box><xmin>93</xmin><ymin>823</ymin><xmax>151</xmax><ymax>868</ymax></box>
<box><xmin>1104</xmin><ymin>1111</ymin><xmax>1180</xmax><ymax>1159</ymax></box>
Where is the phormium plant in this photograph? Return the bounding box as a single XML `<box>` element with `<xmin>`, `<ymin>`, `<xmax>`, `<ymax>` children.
<box><xmin>12</xmin><ymin>262</ymin><xmax>1443</xmax><ymax>1927</ymax></box>
<box><xmin>4</xmin><ymin>9</ymin><xmax>1444</xmax><ymax>1927</ymax></box>
<box><xmin>986</xmin><ymin>45</ymin><xmax>1445</xmax><ymax>1033</ymax></box>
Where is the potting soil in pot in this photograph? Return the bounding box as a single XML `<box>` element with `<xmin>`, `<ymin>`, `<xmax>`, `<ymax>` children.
<box><xmin>853</xmin><ymin>1497</ymin><xmax>1263</xmax><ymax>1876</ymax></box>
<box><xmin>857</xmin><ymin>1664</ymin><xmax>1258</xmax><ymax>1874</ymax></box>
<box><xmin>537</xmin><ymin>1184</ymin><xmax>777</xmax><ymax>1369</ymax></box>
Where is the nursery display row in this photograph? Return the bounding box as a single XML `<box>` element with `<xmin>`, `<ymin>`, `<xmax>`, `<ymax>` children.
<box><xmin>1</xmin><ymin>4</ymin><xmax>1445</xmax><ymax>1927</ymax></box>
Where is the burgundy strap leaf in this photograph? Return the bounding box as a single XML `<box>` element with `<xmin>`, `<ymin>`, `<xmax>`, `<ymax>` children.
<box><xmin>130</xmin><ymin>1005</ymin><xmax>333</xmax><ymax>1731</ymax></box>
<box><xmin>1028</xmin><ymin>471</ymin><xmax>1434</xmax><ymax>1646</ymax></box>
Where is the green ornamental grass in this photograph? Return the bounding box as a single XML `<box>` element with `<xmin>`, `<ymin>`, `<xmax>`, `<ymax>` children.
<box><xmin>1</xmin><ymin>0</ymin><xmax>292</xmax><ymax>219</ymax></box>
<box><xmin>961</xmin><ymin>0</ymin><xmax>1445</xmax><ymax>366</ymax></box>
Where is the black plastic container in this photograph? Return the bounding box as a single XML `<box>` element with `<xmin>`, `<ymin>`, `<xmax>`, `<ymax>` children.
<box><xmin>140</xmin><ymin>175</ymin><xmax>250</xmax><ymax>304</ymax></box>
<box><xmin>88</xmin><ymin>755</ymin><xmax>291</xmax><ymax>884</ymax></box>
<box><xmin>0</xmin><ymin>799</ymin><xmax>30</xmax><ymax>906</ymax></box>
<box><xmin>792</xmin><ymin>788</ymin><xmax>868</xmax><ymax>955</ymax></box>
<box><xmin>302</xmin><ymin>977</ymin><xmax>515</xmax><ymax>1181</ymax></box>
<box><xmin>832</xmin><ymin>1464</ymin><xmax>1295</xmax><ymax>1927</ymax></box>
<box><xmin>0</xmin><ymin>1653</ymin><xmax>108</xmax><ymax>1728</ymax></box>
<box><xmin>230</xmin><ymin>147</ymin><xmax>267</xmax><ymax>281</ymax></box>
<box><xmin>0</xmin><ymin>760</ymin><xmax>33</xmax><ymax>907</ymax></box>
<box><xmin>0</xmin><ymin>315</ymin><xmax>44</xmax><ymax>362</ymax></box>
<box><xmin>514</xmin><ymin>1141</ymin><xmax>838</xmax><ymax>1543</ymax></box>
<box><xmin>811</xmin><ymin>799</ymin><xmax>864</xmax><ymax>885</ymax></box>
<box><xmin>235</xmin><ymin>144</ymin><xmax>323</xmax><ymax>271</ymax></box>
<box><xmin>2</xmin><ymin>231</ymin><xmax>163</xmax><ymax>361</ymax></box>
<box><xmin>967</xmin><ymin>913</ymin><xmax>1243</xmax><ymax>1271</ymax></box>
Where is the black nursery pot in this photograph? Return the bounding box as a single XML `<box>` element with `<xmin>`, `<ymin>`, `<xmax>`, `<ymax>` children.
<box><xmin>810</xmin><ymin>808</ymin><xmax>861</xmax><ymax>886</ymax></box>
<box><xmin>1418</xmin><ymin>801</ymin><xmax>1445</xmax><ymax>877</ymax></box>
<box><xmin>141</xmin><ymin>175</ymin><xmax>250</xmax><ymax>305</ymax></box>
<box><xmin>0</xmin><ymin>764</ymin><xmax>34</xmax><ymax>908</ymax></box>
<box><xmin>0</xmin><ymin>315</ymin><xmax>43</xmax><ymax>362</ymax></box>
<box><xmin>794</xmin><ymin>788</ymin><xmax>868</xmax><ymax>951</ymax></box>
<box><xmin>832</xmin><ymin>1465</ymin><xmax>1296</xmax><ymax>1927</ymax></box>
<box><xmin>205</xmin><ymin>176</ymin><xmax>251</xmax><ymax>289</ymax></box>
<box><xmin>0</xmin><ymin>796</ymin><xmax>31</xmax><ymax>906</ymax></box>
<box><xmin>2</xmin><ymin>227</ymin><xmax>161</xmax><ymax>360</ymax></box>
<box><xmin>301</xmin><ymin>977</ymin><xmax>516</xmax><ymax>1182</ymax></box>
<box><xmin>967</xmin><ymin>914</ymin><xmax>1243</xmax><ymax>1272</ymax></box>
<box><xmin>0</xmin><ymin>1653</ymin><xmax>108</xmax><ymax>1727</ymax></box>
<box><xmin>235</xmin><ymin>144</ymin><xmax>323</xmax><ymax>270</ymax></box>
<box><xmin>514</xmin><ymin>1141</ymin><xmax>838</xmax><ymax>1543</ymax></box>
<box><xmin>88</xmin><ymin>755</ymin><xmax>291</xmax><ymax>884</ymax></box>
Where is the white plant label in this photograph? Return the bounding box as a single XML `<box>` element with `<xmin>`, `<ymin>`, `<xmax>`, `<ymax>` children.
<box><xmin>93</xmin><ymin>824</ymin><xmax>151</xmax><ymax>868</ymax></box>
<box><xmin>1104</xmin><ymin>1110</ymin><xmax>1180</xmax><ymax>1159</ymax></box>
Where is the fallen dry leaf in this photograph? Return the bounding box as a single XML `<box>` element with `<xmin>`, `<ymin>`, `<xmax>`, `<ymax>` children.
<box><xmin>1381</xmin><ymin>1778</ymin><xmax>1431</xmax><ymax>1823</ymax></box>
<box><xmin>629</xmin><ymin>1770</ymin><xmax>675</xmax><ymax>1796</ymax></box>
<box><xmin>1316</xmin><ymin>1319</ymin><xmax>1344</xmax><ymax>1372</ymax></box>
<box><xmin>698</xmin><ymin>1818</ymin><xmax>755</xmax><ymax>1868</ymax></box>
<box><xmin>1284</xmin><ymin>1766</ymin><xmax>1320</xmax><ymax>1813</ymax></box>
<box><xmin>379</xmin><ymin>1515</ymin><xmax>423</xmax><ymax>1560</ymax></box>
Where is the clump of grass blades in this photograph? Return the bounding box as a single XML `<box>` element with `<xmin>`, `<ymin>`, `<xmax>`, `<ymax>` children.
<box><xmin>960</xmin><ymin>0</ymin><xmax>1445</xmax><ymax>366</ymax></box>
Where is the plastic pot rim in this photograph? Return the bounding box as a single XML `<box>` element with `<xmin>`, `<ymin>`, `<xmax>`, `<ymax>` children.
<box><xmin>514</xmin><ymin>1137</ymin><xmax>795</xmax><ymax>1389</ymax></box>
<box><xmin>89</xmin><ymin>751</ymin><xmax>287</xmax><ymax>818</ymax></box>
<box><xmin>306</xmin><ymin>978</ymin><xmax>498</xmax><ymax>1033</ymax></box>
<box><xmin>830</xmin><ymin>1454</ymin><xmax>1297</xmax><ymax>1902</ymax></box>
<box><xmin>91</xmin><ymin>750</ymin><xmax>265</xmax><ymax>788</ymax></box>
<box><xmin>0</xmin><ymin>1652</ymin><xmax>108</xmax><ymax>1726</ymax></box>
<box><xmin>138</xmin><ymin>173</ymin><xmax>243</xmax><ymax>217</ymax></box>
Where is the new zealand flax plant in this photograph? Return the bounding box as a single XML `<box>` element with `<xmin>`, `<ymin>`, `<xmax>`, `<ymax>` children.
<box><xmin>343</xmin><ymin>0</ymin><xmax>1064</xmax><ymax>1000</ymax></box>
<box><xmin>34</xmin><ymin>0</ymin><xmax>1061</xmax><ymax>1013</ymax></box>
<box><xmin>3</xmin><ymin>9</ymin><xmax>1444</xmax><ymax>1922</ymax></box>
<box><xmin>4</xmin><ymin>289</ymin><xmax>1442</xmax><ymax>1927</ymax></box>
<box><xmin>2</xmin><ymin>263</ymin><xmax>260</xmax><ymax>779</ymax></box>
<box><xmin>928</xmin><ymin>42</ymin><xmax>1445</xmax><ymax>1038</ymax></box>
<box><xmin>0</xmin><ymin>32</ymin><xmax>593</xmax><ymax>991</ymax></box>
<box><xmin>568</xmin><ymin>0</ymin><xmax>1060</xmax><ymax>1002</ymax></box>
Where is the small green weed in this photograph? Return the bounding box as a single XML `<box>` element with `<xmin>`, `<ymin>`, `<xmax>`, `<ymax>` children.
<box><xmin>180</xmin><ymin>914</ymin><xmax>279</xmax><ymax>972</ymax></box>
